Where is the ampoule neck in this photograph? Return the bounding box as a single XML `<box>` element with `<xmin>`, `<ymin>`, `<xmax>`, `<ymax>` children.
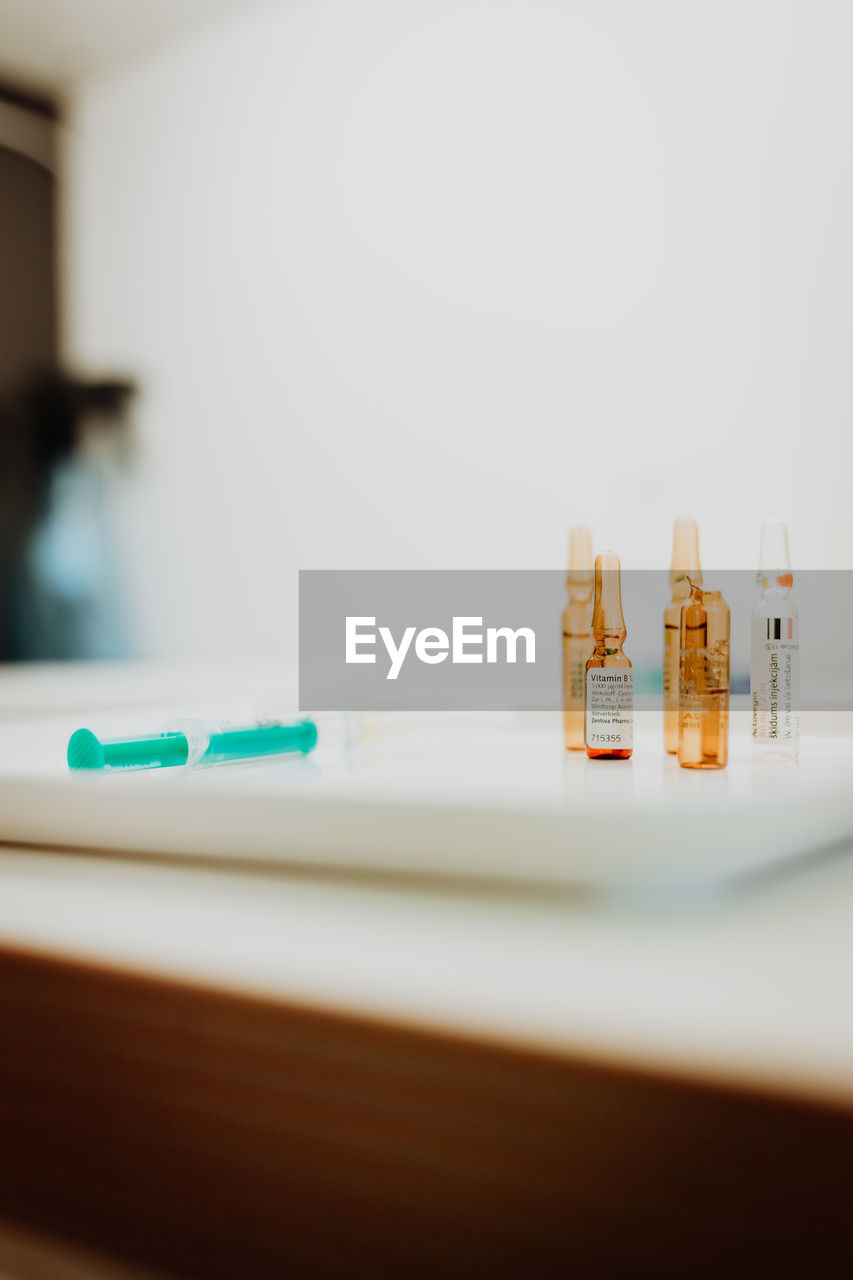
<box><xmin>669</xmin><ymin>518</ymin><xmax>701</xmax><ymax>599</ymax></box>
<box><xmin>685</xmin><ymin>578</ymin><xmax>711</xmax><ymax>608</ymax></box>
<box><xmin>569</xmin><ymin>574</ymin><xmax>594</xmax><ymax>605</ymax></box>
<box><xmin>757</xmin><ymin>573</ymin><xmax>792</xmax><ymax>601</ymax></box>
<box><xmin>592</xmin><ymin>551</ymin><xmax>626</xmax><ymax>649</ymax></box>
<box><xmin>757</xmin><ymin>519</ymin><xmax>793</xmax><ymax>599</ymax></box>
<box><xmin>567</xmin><ymin>525</ymin><xmax>593</xmax><ymax>604</ymax></box>
<box><xmin>683</xmin><ymin>580</ymin><xmax>730</xmax><ymax>642</ymax></box>
<box><xmin>592</xmin><ymin>634</ymin><xmax>626</xmax><ymax>658</ymax></box>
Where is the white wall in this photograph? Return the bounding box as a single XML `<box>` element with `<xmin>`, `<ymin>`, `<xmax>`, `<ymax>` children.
<box><xmin>62</xmin><ymin>0</ymin><xmax>853</xmax><ymax>659</ymax></box>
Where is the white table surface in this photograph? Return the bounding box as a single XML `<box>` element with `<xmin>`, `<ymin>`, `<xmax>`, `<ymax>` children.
<box><xmin>2</xmin><ymin>662</ymin><xmax>853</xmax><ymax>1110</ymax></box>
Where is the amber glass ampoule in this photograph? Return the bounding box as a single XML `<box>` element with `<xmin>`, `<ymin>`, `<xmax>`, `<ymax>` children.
<box><xmin>678</xmin><ymin>581</ymin><xmax>730</xmax><ymax>769</ymax></box>
<box><xmin>664</xmin><ymin>518</ymin><xmax>701</xmax><ymax>754</ymax></box>
<box><xmin>585</xmin><ymin>551</ymin><xmax>633</xmax><ymax>760</ymax></box>
<box><xmin>562</xmin><ymin>525</ymin><xmax>594</xmax><ymax>750</ymax></box>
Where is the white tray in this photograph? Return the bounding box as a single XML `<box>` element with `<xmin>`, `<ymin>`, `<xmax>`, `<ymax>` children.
<box><xmin>1</xmin><ymin>709</ymin><xmax>852</xmax><ymax>895</ymax></box>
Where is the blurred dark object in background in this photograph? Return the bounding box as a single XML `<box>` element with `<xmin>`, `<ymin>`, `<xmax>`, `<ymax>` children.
<box><xmin>0</xmin><ymin>99</ymin><xmax>137</xmax><ymax>661</ymax></box>
<box><xmin>0</xmin><ymin>369</ymin><xmax>136</xmax><ymax>660</ymax></box>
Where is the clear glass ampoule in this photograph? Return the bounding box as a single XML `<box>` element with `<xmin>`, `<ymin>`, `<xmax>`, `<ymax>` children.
<box><xmin>663</xmin><ymin>518</ymin><xmax>701</xmax><ymax>754</ymax></box>
<box><xmin>585</xmin><ymin>551</ymin><xmax>633</xmax><ymax>760</ymax></box>
<box><xmin>678</xmin><ymin>581</ymin><xmax>730</xmax><ymax>769</ymax></box>
<box><xmin>562</xmin><ymin>525</ymin><xmax>594</xmax><ymax>750</ymax></box>
<box><xmin>751</xmin><ymin>519</ymin><xmax>799</xmax><ymax>759</ymax></box>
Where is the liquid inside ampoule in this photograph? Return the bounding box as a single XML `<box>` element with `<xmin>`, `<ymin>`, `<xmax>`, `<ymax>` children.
<box><xmin>664</xmin><ymin>518</ymin><xmax>701</xmax><ymax>754</ymax></box>
<box><xmin>678</xmin><ymin>582</ymin><xmax>730</xmax><ymax>770</ymax></box>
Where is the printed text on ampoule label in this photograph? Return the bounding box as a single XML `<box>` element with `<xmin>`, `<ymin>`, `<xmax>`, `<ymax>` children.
<box><xmin>585</xmin><ymin>670</ymin><xmax>633</xmax><ymax>749</ymax></box>
<box><xmin>750</xmin><ymin>619</ymin><xmax>799</xmax><ymax>742</ymax></box>
<box><xmin>662</xmin><ymin>626</ymin><xmax>679</xmax><ymax>698</ymax></box>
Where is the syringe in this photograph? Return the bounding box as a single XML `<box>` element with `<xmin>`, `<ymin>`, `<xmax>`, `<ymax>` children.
<box><xmin>67</xmin><ymin>717</ymin><xmax>318</xmax><ymax>771</ymax></box>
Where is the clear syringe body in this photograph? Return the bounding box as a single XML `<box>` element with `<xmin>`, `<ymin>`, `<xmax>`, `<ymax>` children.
<box><xmin>751</xmin><ymin>520</ymin><xmax>799</xmax><ymax>759</ymax></box>
<box><xmin>167</xmin><ymin>718</ymin><xmax>318</xmax><ymax>766</ymax></box>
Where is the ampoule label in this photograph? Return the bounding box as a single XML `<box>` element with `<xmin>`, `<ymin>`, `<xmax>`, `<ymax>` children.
<box><xmin>750</xmin><ymin>618</ymin><xmax>799</xmax><ymax>743</ymax></box>
<box><xmin>585</xmin><ymin>669</ymin><xmax>633</xmax><ymax>749</ymax></box>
